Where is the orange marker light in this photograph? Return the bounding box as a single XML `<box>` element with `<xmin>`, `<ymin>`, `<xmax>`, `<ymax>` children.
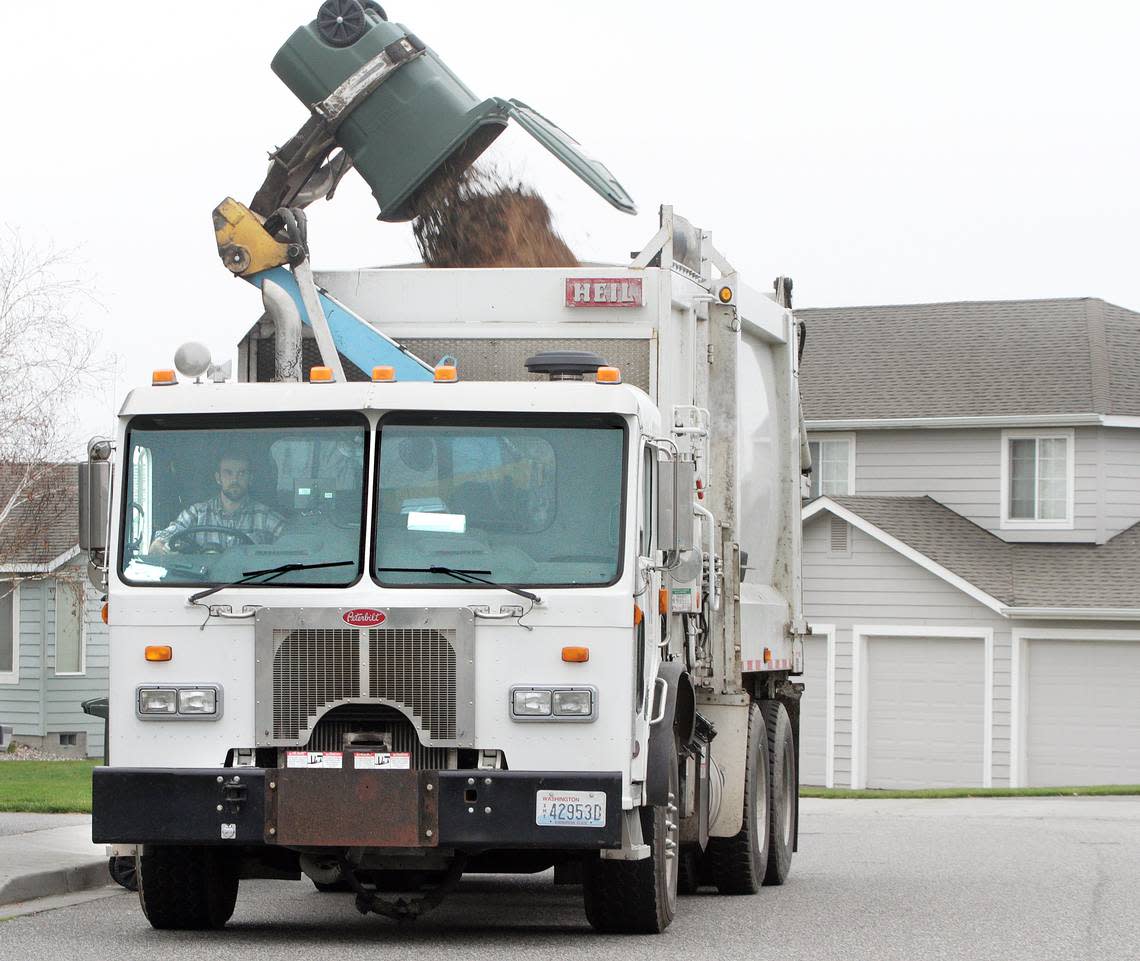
<box><xmin>145</xmin><ymin>645</ymin><xmax>173</xmax><ymax>662</ymax></box>
<box><xmin>561</xmin><ymin>646</ymin><xmax>590</xmax><ymax>663</ymax></box>
<box><xmin>372</xmin><ymin>365</ymin><xmax>396</xmax><ymax>382</ymax></box>
<box><xmin>434</xmin><ymin>364</ymin><xmax>458</xmax><ymax>383</ymax></box>
<box><xmin>309</xmin><ymin>366</ymin><xmax>334</xmax><ymax>383</ymax></box>
<box><xmin>633</xmin><ymin>604</ymin><xmax>644</xmax><ymax>626</ymax></box>
<box><xmin>658</xmin><ymin>588</ymin><xmax>669</xmax><ymax>615</ymax></box>
<box><xmin>718</xmin><ymin>285</ymin><xmax>734</xmax><ymax>303</ymax></box>
<box><xmin>152</xmin><ymin>369</ymin><xmax>177</xmax><ymax>386</ymax></box>
<box><xmin>595</xmin><ymin>366</ymin><xmax>622</xmax><ymax>384</ymax></box>
<box><xmin>763</xmin><ymin>647</ymin><xmax>772</xmax><ymax>665</ymax></box>
<box><xmin>100</xmin><ymin>603</ymin><xmax>108</xmax><ymax>625</ymax></box>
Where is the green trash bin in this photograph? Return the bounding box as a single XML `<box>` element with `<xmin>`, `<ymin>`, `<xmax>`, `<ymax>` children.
<box><xmin>271</xmin><ymin>0</ymin><xmax>636</xmax><ymax>221</ymax></box>
<box><xmin>81</xmin><ymin>696</ymin><xmax>109</xmax><ymax>765</ymax></box>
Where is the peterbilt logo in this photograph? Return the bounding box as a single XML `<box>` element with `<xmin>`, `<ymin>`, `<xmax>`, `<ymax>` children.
<box><xmin>565</xmin><ymin>277</ymin><xmax>643</xmax><ymax>308</ymax></box>
<box><xmin>342</xmin><ymin>609</ymin><xmax>387</xmax><ymax>627</ymax></box>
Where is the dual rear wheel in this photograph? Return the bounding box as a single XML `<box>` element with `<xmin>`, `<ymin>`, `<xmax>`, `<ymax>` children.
<box><xmin>582</xmin><ymin>697</ymin><xmax>796</xmax><ymax>933</ymax></box>
<box><xmin>705</xmin><ymin>699</ymin><xmax>796</xmax><ymax>894</ymax></box>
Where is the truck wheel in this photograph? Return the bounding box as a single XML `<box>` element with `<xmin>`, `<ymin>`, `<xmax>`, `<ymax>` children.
<box><xmin>677</xmin><ymin>846</ymin><xmax>701</xmax><ymax>895</ymax></box>
<box><xmin>761</xmin><ymin>700</ymin><xmax>796</xmax><ymax>886</ymax></box>
<box><xmin>583</xmin><ymin>747</ymin><xmax>679</xmax><ymax>933</ymax></box>
<box><xmin>138</xmin><ymin>846</ymin><xmax>239</xmax><ymax>930</ymax></box>
<box><xmin>706</xmin><ymin>702</ymin><xmax>770</xmax><ymax>895</ymax></box>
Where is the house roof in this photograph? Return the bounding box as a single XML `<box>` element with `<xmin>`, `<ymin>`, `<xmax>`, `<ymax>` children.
<box><xmin>0</xmin><ymin>463</ymin><xmax>79</xmax><ymax>572</ymax></box>
<box><xmin>795</xmin><ymin>298</ymin><xmax>1140</xmax><ymax>422</ymax></box>
<box><xmin>808</xmin><ymin>495</ymin><xmax>1140</xmax><ymax>612</ymax></box>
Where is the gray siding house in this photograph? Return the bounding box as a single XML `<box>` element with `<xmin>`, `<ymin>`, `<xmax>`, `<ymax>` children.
<box><xmin>795</xmin><ymin>299</ymin><xmax>1140</xmax><ymax>789</ymax></box>
<box><xmin>0</xmin><ymin>464</ymin><xmax>107</xmax><ymax>759</ymax></box>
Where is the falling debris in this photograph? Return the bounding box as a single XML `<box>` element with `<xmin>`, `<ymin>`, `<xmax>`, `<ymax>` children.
<box><xmin>413</xmin><ymin>167</ymin><xmax>578</xmax><ymax>269</ymax></box>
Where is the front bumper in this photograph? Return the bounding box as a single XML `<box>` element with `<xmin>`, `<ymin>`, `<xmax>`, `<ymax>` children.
<box><xmin>92</xmin><ymin>768</ymin><xmax>623</xmax><ymax>850</ymax></box>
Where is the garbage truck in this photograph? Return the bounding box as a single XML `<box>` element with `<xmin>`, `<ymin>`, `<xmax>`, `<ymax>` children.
<box><xmin>81</xmin><ymin>2</ymin><xmax>808</xmax><ymax>935</ymax></box>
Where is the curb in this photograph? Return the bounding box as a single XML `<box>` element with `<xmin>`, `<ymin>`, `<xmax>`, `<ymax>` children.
<box><xmin>0</xmin><ymin>858</ymin><xmax>110</xmax><ymax>907</ymax></box>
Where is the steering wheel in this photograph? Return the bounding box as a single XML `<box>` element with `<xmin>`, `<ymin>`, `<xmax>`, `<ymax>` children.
<box><xmin>165</xmin><ymin>525</ymin><xmax>255</xmax><ymax>555</ymax></box>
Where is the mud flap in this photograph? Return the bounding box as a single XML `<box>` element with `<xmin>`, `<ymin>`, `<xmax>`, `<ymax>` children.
<box><xmin>645</xmin><ymin>662</ymin><xmax>695</xmax><ymax>806</ymax></box>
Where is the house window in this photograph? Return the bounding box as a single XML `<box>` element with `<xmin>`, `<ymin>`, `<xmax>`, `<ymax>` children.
<box><xmin>55</xmin><ymin>581</ymin><xmax>85</xmax><ymax>676</ymax></box>
<box><xmin>0</xmin><ymin>582</ymin><xmax>16</xmax><ymax>684</ymax></box>
<box><xmin>58</xmin><ymin>733</ymin><xmax>78</xmax><ymax>747</ymax></box>
<box><xmin>1001</xmin><ymin>430</ymin><xmax>1074</xmax><ymax>529</ymax></box>
<box><xmin>808</xmin><ymin>434</ymin><xmax>854</xmax><ymax>498</ymax></box>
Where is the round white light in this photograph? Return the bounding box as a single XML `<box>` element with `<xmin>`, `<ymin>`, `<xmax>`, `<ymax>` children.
<box><xmin>174</xmin><ymin>342</ymin><xmax>212</xmax><ymax>378</ymax></box>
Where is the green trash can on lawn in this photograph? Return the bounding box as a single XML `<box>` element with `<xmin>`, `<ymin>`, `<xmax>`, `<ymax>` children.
<box><xmin>81</xmin><ymin>696</ymin><xmax>109</xmax><ymax>765</ymax></box>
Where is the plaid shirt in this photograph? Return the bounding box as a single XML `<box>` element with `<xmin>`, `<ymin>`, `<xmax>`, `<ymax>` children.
<box><xmin>154</xmin><ymin>496</ymin><xmax>285</xmax><ymax>550</ymax></box>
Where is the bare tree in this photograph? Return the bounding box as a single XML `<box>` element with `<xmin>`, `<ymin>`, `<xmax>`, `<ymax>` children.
<box><xmin>0</xmin><ymin>231</ymin><xmax>102</xmax><ymax>566</ymax></box>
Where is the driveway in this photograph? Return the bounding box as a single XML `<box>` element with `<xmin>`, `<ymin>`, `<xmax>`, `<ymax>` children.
<box><xmin>2</xmin><ymin>797</ymin><xmax>1137</xmax><ymax>960</ymax></box>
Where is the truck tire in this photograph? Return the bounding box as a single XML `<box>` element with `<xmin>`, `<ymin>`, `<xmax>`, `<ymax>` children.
<box><xmin>706</xmin><ymin>702</ymin><xmax>770</xmax><ymax>895</ymax></box>
<box><xmin>677</xmin><ymin>846</ymin><xmax>701</xmax><ymax>895</ymax></box>
<box><xmin>137</xmin><ymin>846</ymin><xmax>239</xmax><ymax>930</ymax></box>
<box><xmin>583</xmin><ymin>747</ymin><xmax>679</xmax><ymax>933</ymax></box>
<box><xmin>761</xmin><ymin>700</ymin><xmax>796</xmax><ymax>886</ymax></box>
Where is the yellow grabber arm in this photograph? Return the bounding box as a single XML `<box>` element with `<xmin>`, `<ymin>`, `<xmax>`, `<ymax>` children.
<box><xmin>212</xmin><ymin>198</ymin><xmax>293</xmax><ymax>278</ymax></box>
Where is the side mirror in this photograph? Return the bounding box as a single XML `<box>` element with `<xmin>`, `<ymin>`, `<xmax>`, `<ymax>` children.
<box><xmin>78</xmin><ymin>438</ymin><xmax>113</xmax><ymax>553</ymax></box>
<box><xmin>656</xmin><ymin>455</ymin><xmax>696</xmax><ymax>559</ymax></box>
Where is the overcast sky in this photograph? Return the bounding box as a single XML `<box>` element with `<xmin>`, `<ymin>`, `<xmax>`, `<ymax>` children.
<box><xmin>2</xmin><ymin>1</ymin><xmax>1138</xmax><ymax>449</ymax></box>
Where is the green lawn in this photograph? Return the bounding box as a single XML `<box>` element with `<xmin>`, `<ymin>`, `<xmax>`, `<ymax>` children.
<box><xmin>0</xmin><ymin>761</ymin><xmax>98</xmax><ymax>813</ymax></box>
<box><xmin>801</xmin><ymin>785</ymin><xmax>1140</xmax><ymax>799</ymax></box>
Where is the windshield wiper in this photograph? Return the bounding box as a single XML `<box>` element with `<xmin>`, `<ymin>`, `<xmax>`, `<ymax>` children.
<box><xmin>377</xmin><ymin>566</ymin><xmax>541</xmax><ymax>604</ymax></box>
<box><xmin>188</xmin><ymin>560</ymin><xmax>354</xmax><ymax>605</ymax></box>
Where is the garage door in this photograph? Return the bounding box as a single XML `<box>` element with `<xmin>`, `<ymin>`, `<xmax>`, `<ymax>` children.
<box><xmin>1025</xmin><ymin>639</ymin><xmax>1140</xmax><ymax>786</ymax></box>
<box><xmin>799</xmin><ymin>634</ymin><xmax>829</xmax><ymax>786</ymax></box>
<box><xmin>865</xmin><ymin>635</ymin><xmax>985</xmax><ymax>789</ymax></box>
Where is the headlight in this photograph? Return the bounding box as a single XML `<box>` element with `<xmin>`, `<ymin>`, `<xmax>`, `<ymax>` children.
<box><xmin>553</xmin><ymin>690</ymin><xmax>592</xmax><ymax>716</ymax></box>
<box><xmin>512</xmin><ymin>689</ymin><xmax>552</xmax><ymax>716</ymax></box>
<box><xmin>138</xmin><ymin>689</ymin><xmax>177</xmax><ymax>714</ymax></box>
<box><xmin>510</xmin><ymin>686</ymin><xmax>596</xmax><ymax>721</ymax></box>
<box><xmin>136</xmin><ymin>685</ymin><xmax>223</xmax><ymax>720</ymax></box>
<box><xmin>177</xmin><ymin>689</ymin><xmax>217</xmax><ymax>715</ymax></box>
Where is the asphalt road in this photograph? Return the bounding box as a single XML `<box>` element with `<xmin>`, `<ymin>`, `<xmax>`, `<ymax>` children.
<box><xmin>2</xmin><ymin>797</ymin><xmax>1137</xmax><ymax>961</ymax></box>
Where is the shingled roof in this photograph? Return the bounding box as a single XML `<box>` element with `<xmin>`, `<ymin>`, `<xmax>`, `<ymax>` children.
<box><xmin>814</xmin><ymin>495</ymin><xmax>1140</xmax><ymax>610</ymax></box>
<box><xmin>0</xmin><ymin>463</ymin><xmax>79</xmax><ymax>571</ymax></box>
<box><xmin>796</xmin><ymin>298</ymin><xmax>1140</xmax><ymax>421</ymax></box>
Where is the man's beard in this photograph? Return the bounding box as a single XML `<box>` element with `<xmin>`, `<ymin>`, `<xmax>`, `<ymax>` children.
<box><xmin>224</xmin><ymin>486</ymin><xmax>247</xmax><ymax>502</ymax></box>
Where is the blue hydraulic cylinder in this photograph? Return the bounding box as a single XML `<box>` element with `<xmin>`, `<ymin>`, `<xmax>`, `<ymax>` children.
<box><xmin>245</xmin><ymin>267</ymin><xmax>434</xmax><ymax>381</ymax></box>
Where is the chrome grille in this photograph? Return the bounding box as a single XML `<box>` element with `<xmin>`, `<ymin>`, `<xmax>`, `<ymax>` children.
<box><xmin>256</xmin><ymin>607</ymin><xmax>475</xmax><ymax>748</ymax></box>
<box><xmin>369</xmin><ymin>629</ymin><xmax>457</xmax><ymax>740</ymax></box>
<box><xmin>305</xmin><ymin>705</ymin><xmax>451</xmax><ymax>769</ymax></box>
<box><xmin>272</xmin><ymin>628</ymin><xmax>361</xmax><ymax>740</ymax></box>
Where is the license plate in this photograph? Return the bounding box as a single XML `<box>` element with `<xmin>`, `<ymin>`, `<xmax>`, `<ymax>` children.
<box><xmin>535</xmin><ymin>790</ymin><xmax>606</xmax><ymax>828</ymax></box>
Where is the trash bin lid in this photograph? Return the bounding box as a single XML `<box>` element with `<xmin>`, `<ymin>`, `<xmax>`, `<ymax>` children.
<box><xmin>502</xmin><ymin>99</ymin><xmax>636</xmax><ymax>215</ymax></box>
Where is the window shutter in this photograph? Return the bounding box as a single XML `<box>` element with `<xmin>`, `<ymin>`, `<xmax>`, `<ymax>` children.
<box><xmin>0</xmin><ymin>583</ymin><xmax>12</xmax><ymax>674</ymax></box>
<box><xmin>55</xmin><ymin>582</ymin><xmax>84</xmax><ymax>675</ymax></box>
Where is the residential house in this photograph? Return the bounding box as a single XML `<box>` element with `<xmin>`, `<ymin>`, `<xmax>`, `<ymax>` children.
<box><xmin>0</xmin><ymin>464</ymin><xmax>107</xmax><ymax>758</ymax></box>
<box><xmin>795</xmin><ymin>298</ymin><xmax>1140</xmax><ymax>789</ymax></box>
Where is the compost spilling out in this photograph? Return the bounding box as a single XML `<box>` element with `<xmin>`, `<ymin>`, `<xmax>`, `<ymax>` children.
<box><xmin>413</xmin><ymin>167</ymin><xmax>578</xmax><ymax>269</ymax></box>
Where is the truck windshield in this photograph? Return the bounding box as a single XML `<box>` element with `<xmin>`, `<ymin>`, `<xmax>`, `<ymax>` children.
<box><xmin>373</xmin><ymin>415</ymin><xmax>626</xmax><ymax>588</ymax></box>
<box><xmin>119</xmin><ymin>412</ymin><xmax>367</xmax><ymax>587</ymax></box>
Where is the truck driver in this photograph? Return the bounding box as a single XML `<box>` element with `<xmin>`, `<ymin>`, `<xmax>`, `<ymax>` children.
<box><xmin>149</xmin><ymin>449</ymin><xmax>285</xmax><ymax>554</ymax></box>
